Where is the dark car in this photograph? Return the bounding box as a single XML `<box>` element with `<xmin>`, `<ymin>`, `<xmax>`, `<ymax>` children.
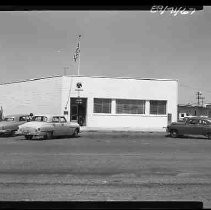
<box><xmin>0</xmin><ymin>114</ymin><xmax>31</xmax><ymax>136</ymax></box>
<box><xmin>166</xmin><ymin>117</ymin><xmax>211</xmax><ymax>139</ymax></box>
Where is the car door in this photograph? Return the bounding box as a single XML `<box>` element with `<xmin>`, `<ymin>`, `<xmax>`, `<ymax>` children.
<box><xmin>59</xmin><ymin>117</ymin><xmax>70</xmax><ymax>136</ymax></box>
<box><xmin>200</xmin><ymin>120</ymin><xmax>210</xmax><ymax>136</ymax></box>
<box><xmin>183</xmin><ymin>118</ymin><xmax>199</xmax><ymax>135</ymax></box>
<box><xmin>52</xmin><ymin>116</ymin><xmax>62</xmax><ymax>136</ymax></box>
<box><xmin>12</xmin><ymin>116</ymin><xmax>28</xmax><ymax>131</ymax></box>
<box><xmin>192</xmin><ymin>119</ymin><xmax>204</xmax><ymax>135</ymax></box>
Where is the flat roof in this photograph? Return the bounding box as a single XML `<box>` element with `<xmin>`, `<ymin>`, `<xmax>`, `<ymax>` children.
<box><xmin>0</xmin><ymin>74</ymin><xmax>178</xmax><ymax>85</ymax></box>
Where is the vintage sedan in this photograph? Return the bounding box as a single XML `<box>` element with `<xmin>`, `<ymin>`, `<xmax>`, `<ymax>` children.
<box><xmin>17</xmin><ymin>115</ymin><xmax>80</xmax><ymax>140</ymax></box>
<box><xmin>0</xmin><ymin>114</ymin><xmax>31</xmax><ymax>136</ymax></box>
<box><xmin>166</xmin><ymin>117</ymin><xmax>211</xmax><ymax>139</ymax></box>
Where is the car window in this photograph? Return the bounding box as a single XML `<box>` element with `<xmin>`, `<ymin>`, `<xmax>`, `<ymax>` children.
<box><xmin>19</xmin><ymin>116</ymin><xmax>28</xmax><ymax>121</ymax></box>
<box><xmin>201</xmin><ymin>120</ymin><xmax>210</xmax><ymax>125</ymax></box>
<box><xmin>32</xmin><ymin>116</ymin><xmax>48</xmax><ymax>122</ymax></box>
<box><xmin>198</xmin><ymin>120</ymin><xmax>203</xmax><ymax>125</ymax></box>
<box><xmin>4</xmin><ymin>117</ymin><xmax>14</xmax><ymax>121</ymax></box>
<box><xmin>203</xmin><ymin>120</ymin><xmax>208</xmax><ymax>125</ymax></box>
<box><xmin>60</xmin><ymin>117</ymin><xmax>67</xmax><ymax>123</ymax></box>
<box><xmin>207</xmin><ymin>120</ymin><xmax>211</xmax><ymax>124</ymax></box>
<box><xmin>188</xmin><ymin>119</ymin><xmax>199</xmax><ymax>125</ymax></box>
<box><xmin>52</xmin><ymin>117</ymin><xmax>60</xmax><ymax>123</ymax></box>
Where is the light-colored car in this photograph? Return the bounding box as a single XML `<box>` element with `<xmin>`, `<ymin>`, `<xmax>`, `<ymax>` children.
<box><xmin>0</xmin><ymin>114</ymin><xmax>31</xmax><ymax>136</ymax></box>
<box><xmin>166</xmin><ymin>117</ymin><xmax>211</xmax><ymax>139</ymax></box>
<box><xmin>17</xmin><ymin>115</ymin><xmax>80</xmax><ymax>140</ymax></box>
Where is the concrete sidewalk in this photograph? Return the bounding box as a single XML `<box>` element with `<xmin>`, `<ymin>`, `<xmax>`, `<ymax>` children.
<box><xmin>80</xmin><ymin>126</ymin><xmax>166</xmax><ymax>133</ymax></box>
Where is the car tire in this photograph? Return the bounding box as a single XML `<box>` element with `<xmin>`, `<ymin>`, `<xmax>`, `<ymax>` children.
<box><xmin>44</xmin><ymin>132</ymin><xmax>53</xmax><ymax>140</ymax></box>
<box><xmin>10</xmin><ymin>130</ymin><xmax>16</xmax><ymax>137</ymax></box>
<box><xmin>72</xmin><ymin>128</ymin><xmax>79</xmax><ymax>137</ymax></box>
<box><xmin>207</xmin><ymin>133</ymin><xmax>211</xmax><ymax>140</ymax></box>
<box><xmin>25</xmin><ymin>135</ymin><xmax>33</xmax><ymax>140</ymax></box>
<box><xmin>170</xmin><ymin>129</ymin><xmax>178</xmax><ymax>138</ymax></box>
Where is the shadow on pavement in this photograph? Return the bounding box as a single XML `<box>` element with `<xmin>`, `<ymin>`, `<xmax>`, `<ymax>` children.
<box><xmin>165</xmin><ymin>134</ymin><xmax>209</xmax><ymax>140</ymax></box>
<box><xmin>16</xmin><ymin>135</ymin><xmax>81</xmax><ymax>141</ymax></box>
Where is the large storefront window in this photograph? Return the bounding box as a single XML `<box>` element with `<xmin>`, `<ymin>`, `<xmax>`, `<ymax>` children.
<box><xmin>94</xmin><ymin>98</ymin><xmax>111</xmax><ymax>113</ymax></box>
<box><xmin>150</xmin><ymin>100</ymin><xmax>167</xmax><ymax>115</ymax></box>
<box><xmin>116</xmin><ymin>99</ymin><xmax>145</xmax><ymax>114</ymax></box>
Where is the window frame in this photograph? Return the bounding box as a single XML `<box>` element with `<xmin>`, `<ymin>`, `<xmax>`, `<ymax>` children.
<box><xmin>60</xmin><ymin>117</ymin><xmax>67</xmax><ymax>123</ymax></box>
<box><xmin>32</xmin><ymin>116</ymin><xmax>48</xmax><ymax>122</ymax></box>
<box><xmin>52</xmin><ymin>116</ymin><xmax>60</xmax><ymax>123</ymax></box>
<box><xmin>116</xmin><ymin>99</ymin><xmax>146</xmax><ymax>115</ymax></box>
<box><xmin>149</xmin><ymin>100</ymin><xmax>167</xmax><ymax>115</ymax></box>
<box><xmin>93</xmin><ymin>98</ymin><xmax>112</xmax><ymax>114</ymax></box>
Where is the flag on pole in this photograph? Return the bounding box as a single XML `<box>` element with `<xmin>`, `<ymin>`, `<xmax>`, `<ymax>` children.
<box><xmin>73</xmin><ymin>35</ymin><xmax>81</xmax><ymax>63</ymax></box>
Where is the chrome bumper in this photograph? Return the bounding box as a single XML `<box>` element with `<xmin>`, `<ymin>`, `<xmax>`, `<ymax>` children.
<box><xmin>16</xmin><ymin>130</ymin><xmax>45</xmax><ymax>136</ymax></box>
<box><xmin>0</xmin><ymin>130</ymin><xmax>12</xmax><ymax>135</ymax></box>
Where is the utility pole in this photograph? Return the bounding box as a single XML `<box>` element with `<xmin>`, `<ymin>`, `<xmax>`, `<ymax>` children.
<box><xmin>196</xmin><ymin>91</ymin><xmax>202</xmax><ymax>106</ymax></box>
<box><xmin>201</xmin><ymin>97</ymin><xmax>205</xmax><ymax>107</ymax></box>
<box><xmin>196</xmin><ymin>91</ymin><xmax>205</xmax><ymax>107</ymax></box>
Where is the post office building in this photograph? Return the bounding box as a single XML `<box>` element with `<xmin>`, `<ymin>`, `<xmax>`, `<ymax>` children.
<box><xmin>0</xmin><ymin>75</ymin><xmax>178</xmax><ymax>131</ymax></box>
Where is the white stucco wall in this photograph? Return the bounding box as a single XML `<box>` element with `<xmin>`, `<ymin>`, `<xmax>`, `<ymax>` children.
<box><xmin>0</xmin><ymin>76</ymin><xmax>63</xmax><ymax>116</ymax></box>
<box><xmin>0</xmin><ymin>75</ymin><xmax>178</xmax><ymax>131</ymax></box>
<box><xmin>62</xmin><ymin>76</ymin><xmax>178</xmax><ymax>131</ymax></box>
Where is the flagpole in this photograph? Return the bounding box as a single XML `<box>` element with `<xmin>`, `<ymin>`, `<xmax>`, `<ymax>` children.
<box><xmin>77</xmin><ymin>35</ymin><xmax>81</xmax><ymax>76</ymax></box>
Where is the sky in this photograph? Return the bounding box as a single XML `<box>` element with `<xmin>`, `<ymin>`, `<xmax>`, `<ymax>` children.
<box><xmin>0</xmin><ymin>8</ymin><xmax>210</xmax><ymax>104</ymax></box>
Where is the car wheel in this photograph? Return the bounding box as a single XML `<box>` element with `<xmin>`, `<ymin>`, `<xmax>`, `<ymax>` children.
<box><xmin>25</xmin><ymin>135</ymin><xmax>33</xmax><ymax>140</ymax></box>
<box><xmin>72</xmin><ymin>128</ymin><xmax>79</xmax><ymax>137</ymax></box>
<box><xmin>207</xmin><ymin>133</ymin><xmax>211</xmax><ymax>140</ymax></box>
<box><xmin>44</xmin><ymin>132</ymin><xmax>53</xmax><ymax>140</ymax></box>
<box><xmin>170</xmin><ymin>129</ymin><xmax>178</xmax><ymax>138</ymax></box>
<box><xmin>10</xmin><ymin>130</ymin><xmax>16</xmax><ymax>137</ymax></box>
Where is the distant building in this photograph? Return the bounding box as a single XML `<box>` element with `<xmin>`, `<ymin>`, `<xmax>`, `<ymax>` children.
<box><xmin>178</xmin><ymin>104</ymin><xmax>211</xmax><ymax>120</ymax></box>
<box><xmin>205</xmin><ymin>103</ymin><xmax>211</xmax><ymax>109</ymax></box>
<box><xmin>0</xmin><ymin>75</ymin><xmax>178</xmax><ymax>131</ymax></box>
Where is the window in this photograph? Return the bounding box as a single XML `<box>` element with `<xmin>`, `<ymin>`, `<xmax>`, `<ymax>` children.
<box><xmin>116</xmin><ymin>99</ymin><xmax>145</xmax><ymax>114</ymax></box>
<box><xmin>52</xmin><ymin>117</ymin><xmax>60</xmax><ymax>123</ymax></box>
<box><xmin>60</xmin><ymin>117</ymin><xmax>67</xmax><ymax>123</ymax></box>
<box><xmin>32</xmin><ymin>116</ymin><xmax>47</xmax><ymax>122</ymax></box>
<box><xmin>207</xmin><ymin>119</ymin><xmax>211</xmax><ymax>124</ymax></box>
<box><xmin>199</xmin><ymin>120</ymin><xmax>208</xmax><ymax>125</ymax></box>
<box><xmin>4</xmin><ymin>117</ymin><xmax>14</xmax><ymax>121</ymax></box>
<box><xmin>150</xmin><ymin>100</ymin><xmax>167</xmax><ymax>115</ymax></box>
<box><xmin>19</xmin><ymin>116</ymin><xmax>28</xmax><ymax>121</ymax></box>
<box><xmin>188</xmin><ymin>119</ymin><xmax>199</xmax><ymax>125</ymax></box>
<box><xmin>94</xmin><ymin>98</ymin><xmax>111</xmax><ymax>113</ymax></box>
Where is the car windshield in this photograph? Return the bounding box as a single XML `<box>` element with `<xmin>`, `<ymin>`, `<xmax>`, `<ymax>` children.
<box><xmin>32</xmin><ymin>116</ymin><xmax>48</xmax><ymax>122</ymax></box>
<box><xmin>3</xmin><ymin>117</ymin><xmax>14</xmax><ymax>121</ymax></box>
<box><xmin>207</xmin><ymin>119</ymin><xmax>211</xmax><ymax>124</ymax></box>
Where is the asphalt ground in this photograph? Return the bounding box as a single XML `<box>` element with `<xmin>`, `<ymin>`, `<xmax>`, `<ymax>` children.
<box><xmin>0</xmin><ymin>131</ymin><xmax>210</xmax><ymax>207</ymax></box>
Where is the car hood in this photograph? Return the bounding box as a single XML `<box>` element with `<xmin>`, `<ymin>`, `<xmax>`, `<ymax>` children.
<box><xmin>18</xmin><ymin>121</ymin><xmax>50</xmax><ymax>129</ymax></box>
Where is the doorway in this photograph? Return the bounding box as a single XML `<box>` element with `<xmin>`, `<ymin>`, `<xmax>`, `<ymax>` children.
<box><xmin>70</xmin><ymin>97</ymin><xmax>87</xmax><ymax>126</ymax></box>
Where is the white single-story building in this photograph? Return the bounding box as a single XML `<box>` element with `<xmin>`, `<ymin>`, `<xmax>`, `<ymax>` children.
<box><xmin>0</xmin><ymin>75</ymin><xmax>178</xmax><ymax>131</ymax></box>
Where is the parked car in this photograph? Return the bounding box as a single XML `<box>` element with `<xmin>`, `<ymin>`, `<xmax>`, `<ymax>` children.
<box><xmin>0</xmin><ymin>114</ymin><xmax>31</xmax><ymax>136</ymax></box>
<box><xmin>166</xmin><ymin>117</ymin><xmax>211</xmax><ymax>139</ymax></box>
<box><xmin>17</xmin><ymin>114</ymin><xmax>80</xmax><ymax>140</ymax></box>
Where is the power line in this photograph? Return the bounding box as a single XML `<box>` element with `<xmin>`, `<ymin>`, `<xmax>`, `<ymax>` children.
<box><xmin>179</xmin><ymin>83</ymin><xmax>211</xmax><ymax>95</ymax></box>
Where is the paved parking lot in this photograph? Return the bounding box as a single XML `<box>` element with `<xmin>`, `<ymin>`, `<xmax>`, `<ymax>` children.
<box><xmin>0</xmin><ymin>131</ymin><xmax>210</xmax><ymax>207</ymax></box>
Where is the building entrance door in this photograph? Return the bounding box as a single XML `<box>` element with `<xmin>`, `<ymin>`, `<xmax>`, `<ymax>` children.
<box><xmin>70</xmin><ymin>98</ymin><xmax>87</xmax><ymax>126</ymax></box>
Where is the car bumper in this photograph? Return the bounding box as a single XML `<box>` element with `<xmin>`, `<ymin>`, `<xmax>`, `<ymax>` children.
<box><xmin>0</xmin><ymin>130</ymin><xmax>12</xmax><ymax>135</ymax></box>
<box><xmin>16</xmin><ymin>130</ymin><xmax>45</xmax><ymax>137</ymax></box>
